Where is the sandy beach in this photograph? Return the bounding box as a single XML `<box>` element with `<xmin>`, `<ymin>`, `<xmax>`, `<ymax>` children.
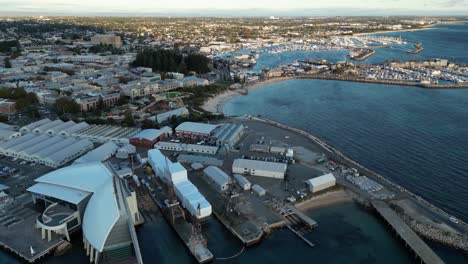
<box><xmin>295</xmin><ymin>190</ymin><xmax>353</xmax><ymax>211</ymax></box>
<box><xmin>202</xmin><ymin>77</ymin><xmax>294</xmax><ymax>114</ymax></box>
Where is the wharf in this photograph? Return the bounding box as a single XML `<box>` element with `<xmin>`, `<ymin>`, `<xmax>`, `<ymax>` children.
<box><xmin>287</xmin><ymin>205</ymin><xmax>318</xmax><ymax>228</ymax></box>
<box><xmin>189</xmin><ymin>174</ymin><xmax>265</xmax><ymax>246</ymax></box>
<box><xmin>372</xmin><ymin>201</ymin><xmax>444</xmax><ymax>264</ymax></box>
<box><xmin>145</xmin><ymin>178</ymin><xmax>213</xmax><ymax>264</ymax></box>
<box><xmin>0</xmin><ymin>203</ymin><xmax>65</xmax><ymax>263</ymax></box>
<box><xmin>408</xmin><ymin>43</ymin><xmax>424</xmax><ymax>54</ymax></box>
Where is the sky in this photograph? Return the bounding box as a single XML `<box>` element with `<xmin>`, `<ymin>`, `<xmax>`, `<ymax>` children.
<box><xmin>1</xmin><ymin>0</ymin><xmax>468</xmax><ymax>16</ymax></box>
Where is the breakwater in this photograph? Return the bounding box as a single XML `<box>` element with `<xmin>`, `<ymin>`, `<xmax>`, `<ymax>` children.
<box><xmin>234</xmin><ymin>116</ymin><xmax>468</xmax><ymax>251</ymax></box>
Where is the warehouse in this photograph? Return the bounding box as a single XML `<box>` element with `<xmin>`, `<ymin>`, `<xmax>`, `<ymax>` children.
<box><xmin>59</xmin><ymin>122</ymin><xmax>90</xmax><ymax>137</ymax></box>
<box><xmin>175</xmin><ymin>122</ymin><xmax>220</xmax><ymax>140</ymax></box>
<box><xmin>19</xmin><ymin>118</ymin><xmax>51</xmax><ymax>133</ymax></box>
<box><xmin>129</xmin><ymin>126</ymin><xmax>172</xmax><ymax>148</ymax></box>
<box><xmin>153</xmin><ymin>107</ymin><xmax>189</xmax><ymax>124</ymax></box>
<box><xmin>45</xmin><ymin>121</ymin><xmax>76</xmax><ymax>135</ymax></box>
<box><xmin>116</xmin><ymin>144</ymin><xmax>136</xmax><ymax>159</ymax></box>
<box><xmin>72</xmin><ymin>125</ymin><xmax>140</xmax><ymax>145</ymax></box>
<box><xmin>41</xmin><ymin>139</ymin><xmax>94</xmax><ymax>168</ymax></box>
<box><xmin>17</xmin><ymin>136</ymin><xmax>64</xmax><ymax>160</ymax></box>
<box><xmin>74</xmin><ymin>142</ymin><xmax>119</xmax><ymax>164</ymax></box>
<box><xmin>212</xmin><ymin>123</ymin><xmax>244</xmax><ymax>149</ymax></box>
<box><xmin>203</xmin><ymin>166</ymin><xmax>231</xmax><ymax>192</ymax></box>
<box><xmin>0</xmin><ymin>133</ymin><xmax>36</xmax><ymax>154</ymax></box>
<box><xmin>233</xmin><ymin>174</ymin><xmax>251</xmax><ymax>191</ymax></box>
<box><xmin>252</xmin><ymin>184</ymin><xmax>266</xmax><ymax>197</ymax></box>
<box><xmin>232</xmin><ymin>159</ymin><xmax>287</xmax><ymax>179</ymax></box>
<box><xmin>5</xmin><ymin>134</ymin><xmax>50</xmax><ymax>157</ymax></box>
<box><xmin>155</xmin><ymin>141</ymin><xmax>219</xmax><ymax>154</ymax></box>
<box><xmin>30</xmin><ymin>138</ymin><xmax>78</xmax><ymax>163</ymax></box>
<box><xmin>305</xmin><ymin>173</ymin><xmax>336</xmax><ymax>193</ymax></box>
<box><xmin>32</xmin><ymin>119</ymin><xmax>64</xmax><ymax>134</ymax></box>
<box><xmin>177</xmin><ymin>154</ymin><xmax>223</xmax><ymax>167</ymax></box>
<box><xmin>0</xmin><ymin>129</ymin><xmax>21</xmax><ymax>141</ymax></box>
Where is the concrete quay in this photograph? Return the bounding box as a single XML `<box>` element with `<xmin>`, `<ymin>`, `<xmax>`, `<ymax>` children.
<box><xmin>372</xmin><ymin>200</ymin><xmax>444</xmax><ymax>264</ymax></box>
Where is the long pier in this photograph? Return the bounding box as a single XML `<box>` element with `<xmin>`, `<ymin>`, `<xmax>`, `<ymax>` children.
<box><xmin>372</xmin><ymin>201</ymin><xmax>444</xmax><ymax>264</ymax></box>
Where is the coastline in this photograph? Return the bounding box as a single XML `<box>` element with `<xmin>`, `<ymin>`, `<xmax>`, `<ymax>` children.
<box><xmin>353</xmin><ymin>24</ymin><xmax>438</xmax><ymax>36</ymax></box>
<box><xmin>202</xmin><ymin>76</ymin><xmax>468</xmax><ymax>115</ymax></box>
<box><xmin>201</xmin><ymin>77</ymin><xmax>295</xmax><ymax>114</ymax></box>
<box><xmin>295</xmin><ymin>190</ymin><xmax>353</xmax><ymax>211</ymax></box>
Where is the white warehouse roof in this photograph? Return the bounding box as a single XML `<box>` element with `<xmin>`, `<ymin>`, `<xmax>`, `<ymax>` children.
<box><xmin>306</xmin><ymin>173</ymin><xmax>336</xmax><ymax>186</ymax></box>
<box><xmin>29</xmin><ymin>162</ymin><xmax>119</xmax><ymax>252</ymax></box>
<box><xmin>131</xmin><ymin>126</ymin><xmax>172</xmax><ymax>141</ymax></box>
<box><xmin>74</xmin><ymin>142</ymin><xmax>119</xmax><ymax>164</ymax></box>
<box><xmin>176</xmin><ymin>122</ymin><xmax>219</xmax><ymax>135</ymax></box>
<box><xmin>232</xmin><ymin>159</ymin><xmax>287</xmax><ymax>173</ymax></box>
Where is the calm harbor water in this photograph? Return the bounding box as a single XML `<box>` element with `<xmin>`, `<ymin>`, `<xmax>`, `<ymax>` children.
<box><xmin>247</xmin><ymin>22</ymin><xmax>468</xmax><ymax>72</ymax></box>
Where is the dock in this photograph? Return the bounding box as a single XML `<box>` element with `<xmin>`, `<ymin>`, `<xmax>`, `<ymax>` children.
<box><xmin>189</xmin><ymin>174</ymin><xmax>265</xmax><ymax>246</ymax></box>
<box><xmin>372</xmin><ymin>201</ymin><xmax>444</xmax><ymax>264</ymax></box>
<box><xmin>0</xmin><ymin>203</ymin><xmax>65</xmax><ymax>263</ymax></box>
<box><xmin>282</xmin><ymin>205</ymin><xmax>317</xmax><ymax>247</ymax></box>
<box><xmin>143</xmin><ymin>178</ymin><xmax>213</xmax><ymax>264</ymax></box>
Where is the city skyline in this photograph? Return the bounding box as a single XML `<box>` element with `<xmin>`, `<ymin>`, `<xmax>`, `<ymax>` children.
<box><xmin>1</xmin><ymin>0</ymin><xmax>468</xmax><ymax>16</ymax></box>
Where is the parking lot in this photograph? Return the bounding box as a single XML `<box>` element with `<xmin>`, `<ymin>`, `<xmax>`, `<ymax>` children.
<box><xmin>0</xmin><ymin>156</ymin><xmax>53</xmax><ymax>196</ymax></box>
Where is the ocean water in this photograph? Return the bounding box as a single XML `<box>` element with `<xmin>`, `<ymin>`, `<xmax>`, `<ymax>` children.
<box><xmin>225</xmin><ymin>79</ymin><xmax>468</xmax><ymax>223</ymax></box>
<box><xmin>245</xmin><ymin>22</ymin><xmax>468</xmax><ymax>72</ymax></box>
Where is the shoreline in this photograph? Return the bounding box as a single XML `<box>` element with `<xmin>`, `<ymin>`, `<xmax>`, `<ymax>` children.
<box><xmin>202</xmin><ymin>76</ymin><xmax>468</xmax><ymax>114</ymax></box>
<box><xmin>353</xmin><ymin>24</ymin><xmax>438</xmax><ymax>36</ymax></box>
<box><xmin>295</xmin><ymin>190</ymin><xmax>353</xmax><ymax>211</ymax></box>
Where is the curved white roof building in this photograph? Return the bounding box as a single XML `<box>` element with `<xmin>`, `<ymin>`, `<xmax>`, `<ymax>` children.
<box><xmin>31</xmin><ymin>163</ymin><xmax>118</xmax><ymax>251</ymax></box>
<box><xmin>28</xmin><ymin>162</ymin><xmax>143</xmax><ymax>263</ymax></box>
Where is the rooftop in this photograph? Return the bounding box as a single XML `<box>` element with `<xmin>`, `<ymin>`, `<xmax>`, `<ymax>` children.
<box><xmin>176</xmin><ymin>122</ymin><xmax>219</xmax><ymax>135</ymax></box>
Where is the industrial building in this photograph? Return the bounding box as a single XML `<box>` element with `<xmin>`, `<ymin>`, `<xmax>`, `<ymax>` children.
<box><xmin>129</xmin><ymin>127</ymin><xmax>172</xmax><ymax>148</ymax></box>
<box><xmin>59</xmin><ymin>122</ymin><xmax>90</xmax><ymax>137</ymax></box>
<box><xmin>45</xmin><ymin>121</ymin><xmax>76</xmax><ymax>135</ymax></box>
<box><xmin>32</xmin><ymin>119</ymin><xmax>64</xmax><ymax>134</ymax></box>
<box><xmin>212</xmin><ymin>123</ymin><xmax>244</xmax><ymax>149</ymax></box>
<box><xmin>155</xmin><ymin>141</ymin><xmax>219</xmax><ymax>155</ymax></box>
<box><xmin>233</xmin><ymin>174</ymin><xmax>251</xmax><ymax>191</ymax></box>
<box><xmin>116</xmin><ymin>144</ymin><xmax>136</xmax><ymax>159</ymax></box>
<box><xmin>0</xmin><ymin>134</ymin><xmax>95</xmax><ymax>168</ymax></box>
<box><xmin>305</xmin><ymin>173</ymin><xmax>336</xmax><ymax>193</ymax></box>
<box><xmin>151</xmin><ymin>107</ymin><xmax>189</xmax><ymax>124</ymax></box>
<box><xmin>27</xmin><ymin>162</ymin><xmax>142</xmax><ymax>263</ymax></box>
<box><xmin>177</xmin><ymin>154</ymin><xmax>223</xmax><ymax>167</ymax></box>
<box><xmin>0</xmin><ymin>129</ymin><xmax>21</xmax><ymax>141</ymax></box>
<box><xmin>252</xmin><ymin>184</ymin><xmax>266</xmax><ymax>197</ymax></box>
<box><xmin>203</xmin><ymin>166</ymin><xmax>231</xmax><ymax>192</ymax></box>
<box><xmin>19</xmin><ymin>118</ymin><xmax>51</xmax><ymax>133</ymax></box>
<box><xmin>74</xmin><ymin>142</ymin><xmax>119</xmax><ymax>164</ymax></box>
<box><xmin>175</xmin><ymin>122</ymin><xmax>220</xmax><ymax>140</ymax></box>
<box><xmin>73</xmin><ymin>125</ymin><xmax>141</xmax><ymax>145</ymax></box>
<box><xmin>232</xmin><ymin>159</ymin><xmax>288</xmax><ymax>179</ymax></box>
<box><xmin>147</xmin><ymin>149</ymin><xmax>212</xmax><ymax>219</ymax></box>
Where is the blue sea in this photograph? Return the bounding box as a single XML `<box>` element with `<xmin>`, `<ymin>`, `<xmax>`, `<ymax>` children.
<box><xmin>245</xmin><ymin>23</ymin><xmax>468</xmax><ymax>73</ymax></box>
<box><xmin>1</xmin><ymin>23</ymin><xmax>468</xmax><ymax>264</ymax></box>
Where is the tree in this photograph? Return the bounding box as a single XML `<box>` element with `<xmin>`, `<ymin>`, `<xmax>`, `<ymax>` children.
<box><xmin>141</xmin><ymin>119</ymin><xmax>159</xmax><ymax>129</ymax></box>
<box><xmin>54</xmin><ymin>97</ymin><xmax>80</xmax><ymax>114</ymax></box>
<box><xmin>123</xmin><ymin>109</ymin><xmax>135</xmax><ymax>127</ymax></box>
<box><xmin>4</xmin><ymin>57</ymin><xmax>11</xmax><ymax>68</ymax></box>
